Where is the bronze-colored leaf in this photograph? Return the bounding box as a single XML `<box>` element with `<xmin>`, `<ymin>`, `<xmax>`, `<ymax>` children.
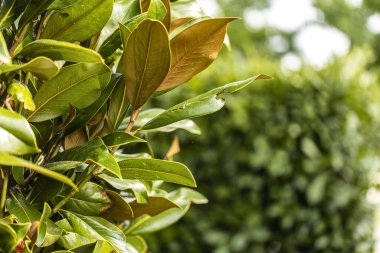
<box><xmin>157</xmin><ymin>18</ymin><xmax>237</xmax><ymax>91</ymax></box>
<box><xmin>123</xmin><ymin>19</ymin><xmax>171</xmax><ymax>109</ymax></box>
<box><xmin>169</xmin><ymin>17</ymin><xmax>192</xmax><ymax>32</ymax></box>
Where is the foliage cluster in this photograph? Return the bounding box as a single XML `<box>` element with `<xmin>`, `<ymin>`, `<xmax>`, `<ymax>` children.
<box><xmin>0</xmin><ymin>0</ymin><xmax>268</xmax><ymax>252</ymax></box>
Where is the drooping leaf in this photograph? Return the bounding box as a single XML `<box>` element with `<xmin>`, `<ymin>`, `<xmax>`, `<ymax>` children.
<box><xmin>57</xmin><ymin>182</ymin><xmax>111</xmax><ymax>215</ymax></box>
<box><xmin>41</xmin><ymin>0</ymin><xmax>114</xmax><ymax>42</ymax></box>
<box><xmin>102</xmin><ymin>132</ymin><xmax>146</xmax><ymax>148</ymax></box>
<box><xmin>122</xmin><ymin>19</ymin><xmax>171</xmax><ymax>109</ymax></box>
<box><xmin>36</xmin><ymin>203</ymin><xmax>62</xmax><ymax>247</ymax></box>
<box><xmin>53</xmin><ymin>137</ymin><xmax>121</xmax><ymax>178</ymax></box>
<box><xmin>61</xmin><ymin>210</ymin><xmax>130</xmax><ymax>253</ymax></box>
<box><xmin>18</xmin><ymin>0</ymin><xmax>55</xmax><ymax>29</ymax></box>
<box><xmin>18</xmin><ymin>39</ymin><xmax>104</xmax><ymax>63</ymax></box>
<box><xmin>98</xmin><ymin>174</ymin><xmax>148</xmax><ymax>203</ymax></box>
<box><xmin>0</xmin><ymin>57</ymin><xmax>59</xmax><ymax>80</ymax></box>
<box><xmin>0</xmin><ymin>32</ymin><xmax>10</xmax><ymax>64</ymax></box>
<box><xmin>0</xmin><ymin>0</ymin><xmax>28</xmax><ymax>29</ymax></box>
<box><xmin>0</xmin><ymin>108</ymin><xmax>39</xmax><ymax>155</ymax></box>
<box><xmin>0</xmin><ymin>152</ymin><xmax>77</xmax><ymax>189</ymax></box>
<box><xmin>65</xmin><ymin>74</ymin><xmax>121</xmax><ymax>135</ymax></box>
<box><xmin>7</xmin><ymin>82</ymin><xmax>35</xmax><ymax>111</ymax></box>
<box><xmin>125</xmin><ymin>236</ymin><xmax>147</xmax><ymax>253</ymax></box>
<box><xmin>26</xmin><ymin>63</ymin><xmax>111</xmax><ymax>122</ymax></box>
<box><xmin>100</xmin><ymin>190</ymin><xmax>134</xmax><ymax>221</ymax></box>
<box><xmin>142</xmin><ymin>75</ymin><xmax>271</xmax><ymax>129</ymax></box>
<box><xmin>118</xmin><ymin>158</ymin><xmax>196</xmax><ymax>187</ymax></box>
<box><xmin>157</xmin><ymin>18</ymin><xmax>237</xmax><ymax>91</ymax></box>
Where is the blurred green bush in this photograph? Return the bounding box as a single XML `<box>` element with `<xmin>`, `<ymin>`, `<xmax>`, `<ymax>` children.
<box><xmin>144</xmin><ymin>47</ymin><xmax>380</xmax><ymax>252</ymax></box>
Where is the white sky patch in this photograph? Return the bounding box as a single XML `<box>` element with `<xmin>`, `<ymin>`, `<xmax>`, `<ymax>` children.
<box><xmin>281</xmin><ymin>53</ymin><xmax>302</xmax><ymax>71</ymax></box>
<box><xmin>267</xmin><ymin>35</ymin><xmax>289</xmax><ymax>53</ymax></box>
<box><xmin>244</xmin><ymin>0</ymin><xmax>319</xmax><ymax>32</ymax></box>
<box><xmin>367</xmin><ymin>14</ymin><xmax>380</xmax><ymax>34</ymax></box>
<box><xmin>197</xmin><ymin>0</ymin><xmax>220</xmax><ymax>17</ymax></box>
<box><xmin>345</xmin><ymin>0</ymin><xmax>362</xmax><ymax>8</ymax></box>
<box><xmin>295</xmin><ymin>25</ymin><xmax>350</xmax><ymax>68</ymax></box>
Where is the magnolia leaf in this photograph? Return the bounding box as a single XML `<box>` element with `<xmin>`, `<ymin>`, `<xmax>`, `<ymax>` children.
<box><xmin>48</xmin><ymin>0</ymin><xmax>81</xmax><ymax>10</ymax></box>
<box><xmin>145</xmin><ymin>0</ymin><xmax>167</xmax><ymax>22</ymax></box>
<box><xmin>0</xmin><ymin>57</ymin><xmax>59</xmax><ymax>80</ymax></box>
<box><xmin>0</xmin><ymin>32</ymin><xmax>10</xmax><ymax>64</ymax></box>
<box><xmin>0</xmin><ymin>152</ymin><xmax>77</xmax><ymax>189</ymax></box>
<box><xmin>142</xmin><ymin>75</ymin><xmax>271</xmax><ymax>130</ymax></box>
<box><xmin>141</xmin><ymin>0</ymin><xmax>170</xmax><ymax>30</ymax></box>
<box><xmin>36</xmin><ymin>203</ymin><xmax>62</xmax><ymax>247</ymax></box>
<box><xmin>44</xmin><ymin>161</ymin><xmax>84</xmax><ymax>172</ymax></box>
<box><xmin>100</xmin><ymin>190</ymin><xmax>134</xmax><ymax>221</ymax></box>
<box><xmin>57</xmin><ymin>182</ymin><xmax>111</xmax><ymax>216</ymax></box>
<box><xmin>18</xmin><ymin>0</ymin><xmax>55</xmax><ymax>28</ymax></box>
<box><xmin>167</xmin><ymin>187</ymin><xmax>208</xmax><ymax>207</ymax></box>
<box><xmin>26</xmin><ymin>63</ymin><xmax>111</xmax><ymax>122</ymax></box>
<box><xmin>169</xmin><ymin>17</ymin><xmax>192</xmax><ymax>32</ymax></box>
<box><xmin>102</xmin><ymin>132</ymin><xmax>146</xmax><ymax>148</ymax></box>
<box><xmin>129</xmin><ymin>196</ymin><xmax>179</xmax><ymax>218</ymax></box>
<box><xmin>56</xmin><ymin>219</ymin><xmax>96</xmax><ymax>250</ymax></box>
<box><xmin>0</xmin><ymin>0</ymin><xmax>28</xmax><ymax>29</ymax></box>
<box><xmin>157</xmin><ymin>18</ymin><xmax>237</xmax><ymax>91</ymax></box>
<box><xmin>0</xmin><ymin>221</ymin><xmax>30</xmax><ymax>253</ymax></box>
<box><xmin>126</xmin><ymin>236</ymin><xmax>147</xmax><ymax>253</ymax></box>
<box><xmin>118</xmin><ymin>158</ymin><xmax>196</xmax><ymax>187</ymax></box>
<box><xmin>19</xmin><ymin>39</ymin><xmax>104</xmax><ymax>63</ymax></box>
<box><xmin>0</xmin><ymin>108</ymin><xmax>39</xmax><ymax>155</ymax></box>
<box><xmin>7</xmin><ymin>82</ymin><xmax>35</xmax><ymax>111</ymax></box>
<box><xmin>53</xmin><ymin>137</ymin><xmax>121</xmax><ymax>178</ymax></box>
<box><xmin>41</xmin><ymin>0</ymin><xmax>113</xmax><ymax>42</ymax></box>
<box><xmin>122</xmin><ymin>19</ymin><xmax>171</xmax><ymax>109</ymax></box>
<box><xmin>65</xmin><ymin>74</ymin><xmax>121</xmax><ymax>135</ymax></box>
<box><xmin>61</xmin><ymin>210</ymin><xmax>130</xmax><ymax>253</ymax></box>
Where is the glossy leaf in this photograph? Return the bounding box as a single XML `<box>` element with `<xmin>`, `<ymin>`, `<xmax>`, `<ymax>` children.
<box><xmin>100</xmin><ymin>190</ymin><xmax>134</xmax><ymax>221</ymax></box>
<box><xmin>19</xmin><ymin>40</ymin><xmax>104</xmax><ymax>63</ymax></box>
<box><xmin>0</xmin><ymin>108</ymin><xmax>39</xmax><ymax>155</ymax></box>
<box><xmin>36</xmin><ymin>203</ymin><xmax>62</xmax><ymax>247</ymax></box>
<box><xmin>129</xmin><ymin>196</ymin><xmax>179</xmax><ymax>218</ymax></box>
<box><xmin>44</xmin><ymin>161</ymin><xmax>84</xmax><ymax>172</ymax></box>
<box><xmin>53</xmin><ymin>137</ymin><xmax>121</xmax><ymax>178</ymax></box>
<box><xmin>7</xmin><ymin>82</ymin><xmax>36</xmax><ymax>111</ymax></box>
<box><xmin>141</xmin><ymin>0</ymin><xmax>170</xmax><ymax>30</ymax></box>
<box><xmin>0</xmin><ymin>0</ymin><xmax>28</xmax><ymax>29</ymax></box>
<box><xmin>56</xmin><ymin>219</ymin><xmax>96</xmax><ymax>250</ymax></box>
<box><xmin>118</xmin><ymin>158</ymin><xmax>196</xmax><ymax>187</ymax></box>
<box><xmin>122</xmin><ymin>19</ymin><xmax>171</xmax><ymax>109</ymax></box>
<box><xmin>145</xmin><ymin>0</ymin><xmax>167</xmax><ymax>22</ymax></box>
<box><xmin>65</xmin><ymin>74</ymin><xmax>121</xmax><ymax>135</ymax></box>
<box><xmin>125</xmin><ymin>236</ymin><xmax>147</xmax><ymax>253</ymax></box>
<box><xmin>41</xmin><ymin>0</ymin><xmax>114</xmax><ymax>42</ymax></box>
<box><xmin>48</xmin><ymin>0</ymin><xmax>80</xmax><ymax>10</ymax></box>
<box><xmin>0</xmin><ymin>57</ymin><xmax>59</xmax><ymax>80</ymax></box>
<box><xmin>58</xmin><ymin>182</ymin><xmax>111</xmax><ymax>215</ymax></box>
<box><xmin>61</xmin><ymin>210</ymin><xmax>130</xmax><ymax>253</ymax></box>
<box><xmin>102</xmin><ymin>132</ymin><xmax>145</xmax><ymax>148</ymax></box>
<box><xmin>26</xmin><ymin>63</ymin><xmax>111</xmax><ymax>122</ymax></box>
<box><xmin>142</xmin><ymin>75</ymin><xmax>271</xmax><ymax>129</ymax></box>
<box><xmin>0</xmin><ymin>221</ymin><xmax>30</xmax><ymax>253</ymax></box>
<box><xmin>0</xmin><ymin>152</ymin><xmax>77</xmax><ymax>189</ymax></box>
<box><xmin>18</xmin><ymin>0</ymin><xmax>55</xmax><ymax>29</ymax></box>
<box><xmin>0</xmin><ymin>32</ymin><xmax>10</xmax><ymax>64</ymax></box>
<box><xmin>167</xmin><ymin>187</ymin><xmax>208</xmax><ymax>207</ymax></box>
<box><xmin>158</xmin><ymin>18</ymin><xmax>237</xmax><ymax>91</ymax></box>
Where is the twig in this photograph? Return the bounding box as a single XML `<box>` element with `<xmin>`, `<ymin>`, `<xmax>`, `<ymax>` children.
<box><xmin>9</xmin><ymin>24</ymin><xmax>30</xmax><ymax>57</ymax></box>
<box><xmin>4</xmin><ymin>96</ymin><xmax>14</xmax><ymax>111</ymax></box>
<box><xmin>35</xmin><ymin>13</ymin><xmax>46</xmax><ymax>40</ymax></box>
<box><xmin>125</xmin><ymin>108</ymin><xmax>141</xmax><ymax>134</ymax></box>
<box><xmin>0</xmin><ymin>167</ymin><xmax>9</xmax><ymax>218</ymax></box>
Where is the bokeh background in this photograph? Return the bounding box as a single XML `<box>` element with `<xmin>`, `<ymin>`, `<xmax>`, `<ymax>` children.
<box><xmin>145</xmin><ymin>0</ymin><xmax>380</xmax><ymax>252</ymax></box>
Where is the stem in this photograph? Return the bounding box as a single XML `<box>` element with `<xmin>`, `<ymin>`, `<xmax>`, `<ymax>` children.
<box><xmin>9</xmin><ymin>24</ymin><xmax>30</xmax><ymax>57</ymax></box>
<box><xmin>0</xmin><ymin>167</ymin><xmax>9</xmax><ymax>218</ymax></box>
<box><xmin>52</xmin><ymin>165</ymin><xmax>101</xmax><ymax>214</ymax></box>
<box><xmin>35</xmin><ymin>13</ymin><xmax>46</xmax><ymax>40</ymax></box>
<box><xmin>125</xmin><ymin>109</ymin><xmax>141</xmax><ymax>133</ymax></box>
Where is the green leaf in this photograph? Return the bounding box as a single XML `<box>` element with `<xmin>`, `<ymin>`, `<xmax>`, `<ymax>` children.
<box><xmin>158</xmin><ymin>18</ymin><xmax>237</xmax><ymax>91</ymax></box>
<box><xmin>0</xmin><ymin>152</ymin><xmax>77</xmax><ymax>189</ymax></box>
<box><xmin>26</xmin><ymin>63</ymin><xmax>111</xmax><ymax>122</ymax></box>
<box><xmin>129</xmin><ymin>196</ymin><xmax>179</xmax><ymax>218</ymax></box>
<box><xmin>48</xmin><ymin>0</ymin><xmax>80</xmax><ymax>10</ymax></box>
<box><xmin>102</xmin><ymin>132</ymin><xmax>146</xmax><ymax>148</ymax></box>
<box><xmin>53</xmin><ymin>137</ymin><xmax>121</xmax><ymax>178</ymax></box>
<box><xmin>118</xmin><ymin>158</ymin><xmax>196</xmax><ymax>187</ymax></box>
<box><xmin>18</xmin><ymin>0</ymin><xmax>55</xmax><ymax>29</ymax></box>
<box><xmin>61</xmin><ymin>210</ymin><xmax>130</xmax><ymax>253</ymax></box>
<box><xmin>65</xmin><ymin>74</ymin><xmax>121</xmax><ymax>135</ymax></box>
<box><xmin>98</xmin><ymin>174</ymin><xmax>148</xmax><ymax>203</ymax></box>
<box><xmin>167</xmin><ymin>187</ymin><xmax>208</xmax><ymax>207</ymax></box>
<box><xmin>41</xmin><ymin>0</ymin><xmax>114</xmax><ymax>42</ymax></box>
<box><xmin>7</xmin><ymin>82</ymin><xmax>35</xmax><ymax>111</ymax></box>
<box><xmin>146</xmin><ymin>0</ymin><xmax>167</xmax><ymax>22</ymax></box>
<box><xmin>142</xmin><ymin>75</ymin><xmax>271</xmax><ymax>130</ymax></box>
<box><xmin>56</xmin><ymin>219</ymin><xmax>96</xmax><ymax>250</ymax></box>
<box><xmin>0</xmin><ymin>57</ymin><xmax>59</xmax><ymax>80</ymax></box>
<box><xmin>0</xmin><ymin>108</ymin><xmax>39</xmax><ymax>155</ymax></box>
<box><xmin>141</xmin><ymin>0</ymin><xmax>171</xmax><ymax>30</ymax></box>
<box><xmin>0</xmin><ymin>221</ymin><xmax>30</xmax><ymax>253</ymax></box>
<box><xmin>122</xmin><ymin>19</ymin><xmax>171</xmax><ymax>109</ymax></box>
<box><xmin>125</xmin><ymin>236</ymin><xmax>147</xmax><ymax>253</ymax></box>
<box><xmin>0</xmin><ymin>0</ymin><xmax>28</xmax><ymax>29</ymax></box>
<box><xmin>100</xmin><ymin>189</ymin><xmax>134</xmax><ymax>221</ymax></box>
<box><xmin>18</xmin><ymin>39</ymin><xmax>104</xmax><ymax>63</ymax></box>
<box><xmin>44</xmin><ymin>161</ymin><xmax>84</xmax><ymax>172</ymax></box>
<box><xmin>36</xmin><ymin>203</ymin><xmax>62</xmax><ymax>247</ymax></box>
<box><xmin>58</xmin><ymin>182</ymin><xmax>111</xmax><ymax>215</ymax></box>
<box><xmin>0</xmin><ymin>32</ymin><xmax>10</xmax><ymax>64</ymax></box>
